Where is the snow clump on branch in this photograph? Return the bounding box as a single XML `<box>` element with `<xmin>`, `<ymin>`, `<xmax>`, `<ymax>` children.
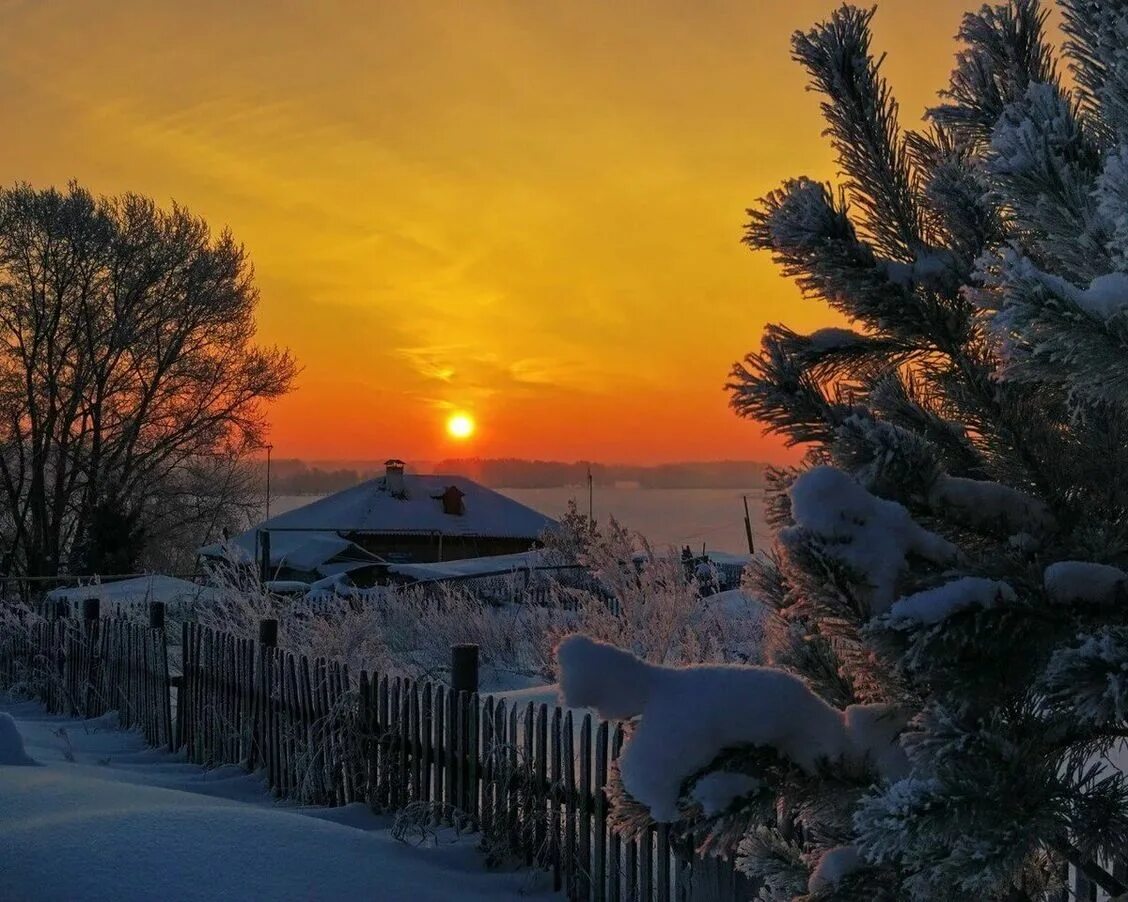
<box><xmin>784</xmin><ymin>466</ymin><xmax>959</xmax><ymax>614</ymax></box>
<box><xmin>556</xmin><ymin>635</ymin><xmax>908</xmax><ymax>822</ymax></box>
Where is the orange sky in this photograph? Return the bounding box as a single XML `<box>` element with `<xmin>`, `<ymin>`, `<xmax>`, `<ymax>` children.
<box><xmin>0</xmin><ymin>0</ymin><xmax>985</xmax><ymax>464</ymax></box>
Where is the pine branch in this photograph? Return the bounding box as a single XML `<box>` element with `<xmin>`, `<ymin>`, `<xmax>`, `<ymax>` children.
<box><xmin>791</xmin><ymin>5</ymin><xmax>924</xmax><ymax>259</ymax></box>
<box><xmin>930</xmin><ymin>0</ymin><xmax>1058</xmax><ymax>149</ymax></box>
<box><xmin>1059</xmin><ymin>0</ymin><xmax>1128</xmax><ymax>145</ymax></box>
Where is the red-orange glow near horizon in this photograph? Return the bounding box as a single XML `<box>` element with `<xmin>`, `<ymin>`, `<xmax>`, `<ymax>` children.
<box><xmin>0</xmin><ymin>1</ymin><xmax>995</xmax><ymax>464</ymax></box>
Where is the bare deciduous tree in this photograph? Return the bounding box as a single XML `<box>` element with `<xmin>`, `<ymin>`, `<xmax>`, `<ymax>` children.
<box><xmin>0</xmin><ymin>182</ymin><xmax>296</xmax><ymax>577</ymax></box>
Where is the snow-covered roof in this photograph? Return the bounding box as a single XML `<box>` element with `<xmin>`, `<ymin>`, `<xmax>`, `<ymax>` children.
<box><xmin>387</xmin><ymin>549</ymin><xmax>551</xmax><ymax>582</ymax></box>
<box><xmin>202</xmin><ymin>475</ymin><xmax>556</xmax><ymax>568</ymax></box>
<box><xmin>197</xmin><ymin>532</ymin><xmax>381</xmax><ymax>573</ymax></box>
<box><xmin>46</xmin><ymin>575</ymin><xmax>221</xmax><ymax>608</ymax></box>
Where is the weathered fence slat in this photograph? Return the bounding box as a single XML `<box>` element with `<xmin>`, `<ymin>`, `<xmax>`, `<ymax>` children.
<box><xmin>300</xmin><ymin>656</ymin><xmax>318</xmax><ymax>803</ymax></box>
<box><xmin>522</xmin><ymin>702</ymin><xmax>535</xmax><ymax>865</ymax></box>
<box><xmin>563</xmin><ymin>710</ymin><xmax>577</xmax><ymax>901</ymax></box>
<box><xmin>640</xmin><ymin>825</ymin><xmax>654</xmax><ymax>901</ymax></box>
<box><xmin>468</xmin><ymin>691</ymin><xmax>481</xmax><ymax>823</ymax></box>
<box><xmin>535</xmin><ymin>703</ymin><xmax>548</xmax><ymax>869</ymax></box>
<box><xmin>432</xmin><ymin>683</ymin><xmax>445</xmax><ymax>810</ymax></box>
<box><xmin>579</xmin><ymin>714</ymin><xmax>593</xmax><ymax>900</ymax></box>
<box><xmin>608</xmin><ymin>726</ymin><xmax>623</xmax><ymax>902</ymax></box>
<box><xmin>656</xmin><ymin>823</ymin><xmax>672</xmax><ymax>902</ymax></box>
<box><xmin>410</xmin><ymin>679</ymin><xmax>422</xmax><ymax>804</ymax></box>
<box><xmin>594</xmin><ymin>720</ymin><xmax>609</xmax><ymax>902</ymax></box>
<box><xmin>550</xmin><ymin>706</ymin><xmax>563</xmax><ymax>893</ymax></box>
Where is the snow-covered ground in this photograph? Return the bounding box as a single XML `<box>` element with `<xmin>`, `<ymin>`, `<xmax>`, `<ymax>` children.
<box><xmin>0</xmin><ymin>696</ymin><xmax>555</xmax><ymax>901</ymax></box>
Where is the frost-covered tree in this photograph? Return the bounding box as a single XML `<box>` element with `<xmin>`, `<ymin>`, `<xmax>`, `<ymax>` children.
<box><xmin>558</xmin><ymin>3</ymin><xmax>1128</xmax><ymax>899</ymax></box>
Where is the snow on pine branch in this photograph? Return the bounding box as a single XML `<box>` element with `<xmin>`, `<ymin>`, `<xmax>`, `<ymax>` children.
<box><xmin>745</xmin><ymin>177</ymin><xmax>855</xmax><ymax>257</ymax></box>
<box><xmin>886</xmin><ymin>577</ymin><xmax>1015</xmax><ymax>626</ymax></box>
<box><xmin>988</xmin><ymin>80</ymin><xmax>1110</xmax><ymax>281</ymax></box>
<box><xmin>1044</xmin><ymin>560</ymin><xmax>1128</xmax><ymax>606</ymax></box>
<box><xmin>983</xmin><ymin>249</ymin><xmax>1128</xmax><ymax>401</ymax></box>
<box><xmin>1073</xmin><ymin>272</ymin><xmax>1128</xmax><ymax>321</ymax></box>
<box><xmin>784</xmin><ymin>466</ymin><xmax>959</xmax><ymax>615</ymax></box>
<box><xmin>556</xmin><ymin>635</ymin><xmax>908</xmax><ymax>822</ymax></box>
<box><xmin>690</xmin><ymin>772</ymin><xmax>764</xmax><ymax>818</ymax></box>
<box><xmin>1006</xmin><ymin>259</ymin><xmax>1128</xmax><ymax>323</ymax></box>
<box><xmin>1042</xmin><ymin>626</ymin><xmax>1128</xmax><ymax>727</ymax></box>
<box><xmin>927</xmin><ymin>474</ymin><xmax>1054</xmax><ymax>537</ymax></box>
<box><xmin>807</xmin><ymin>844</ymin><xmax>863</xmax><ymax>895</ymax></box>
<box><xmin>790</xmin><ymin>4</ymin><xmax>923</xmax><ymax>260</ymax></box>
<box><xmin>1059</xmin><ymin>0</ymin><xmax>1128</xmax><ymax>145</ymax></box>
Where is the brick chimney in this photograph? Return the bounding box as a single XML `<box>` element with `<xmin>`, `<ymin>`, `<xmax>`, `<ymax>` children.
<box><xmin>384</xmin><ymin>459</ymin><xmax>406</xmax><ymax>498</ymax></box>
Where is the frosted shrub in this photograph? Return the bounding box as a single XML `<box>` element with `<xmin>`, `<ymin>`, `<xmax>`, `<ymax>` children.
<box><xmin>543</xmin><ymin>507</ymin><xmax>763</xmax><ymax>668</ymax></box>
<box><xmin>192</xmin><ymin>513</ymin><xmax>764</xmax><ymax>692</ymax></box>
<box><xmin>0</xmin><ymin>598</ymin><xmax>45</xmax><ymax>699</ymax></box>
<box><xmin>197</xmin><ymin>553</ymin><xmax>291</xmax><ymax>641</ymax></box>
<box><xmin>296</xmin><ymin>581</ymin><xmax>560</xmax><ymax>687</ymax></box>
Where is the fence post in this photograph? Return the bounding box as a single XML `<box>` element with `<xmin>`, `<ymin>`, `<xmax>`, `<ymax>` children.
<box><xmin>259</xmin><ymin>619</ymin><xmax>279</xmax><ymax>648</ymax></box>
<box><xmin>259</xmin><ymin>530</ymin><xmax>272</xmax><ymax>584</ymax></box>
<box><xmin>255</xmin><ymin>618</ymin><xmax>279</xmax><ymax>780</ymax></box>
<box><xmin>54</xmin><ymin>599</ymin><xmax>70</xmax><ymax>620</ymax></box>
<box><xmin>83</xmin><ymin>598</ymin><xmax>100</xmax><ymax>625</ymax></box>
<box><xmin>451</xmin><ymin>644</ymin><xmax>478</xmax><ymax>694</ymax></box>
<box><xmin>149</xmin><ymin>602</ymin><xmax>173</xmax><ymax>752</ymax></box>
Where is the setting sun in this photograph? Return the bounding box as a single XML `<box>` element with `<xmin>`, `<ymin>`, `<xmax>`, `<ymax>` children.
<box><xmin>446</xmin><ymin>413</ymin><xmax>475</xmax><ymax>440</ymax></box>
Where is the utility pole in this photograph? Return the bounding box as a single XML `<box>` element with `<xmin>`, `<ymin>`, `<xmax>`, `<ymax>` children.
<box><xmin>742</xmin><ymin>494</ymin><xmax>755</xmax><ymax>555</ymax></box>
<box><xmin>265</xmin><ymin>443</ymin><xmax>273</xmax><ymax>521</ymax></box>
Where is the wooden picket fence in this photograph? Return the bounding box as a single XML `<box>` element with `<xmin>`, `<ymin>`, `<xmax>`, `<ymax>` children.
<box><xmin>0</xmin><ymin>612</ymin><xmax>173</xmax><ymax>750</ymax></box>
<box><xmin>178</xmin><ymin>620</ymin><xmax>755</xmax><ymax>901</ymax></box>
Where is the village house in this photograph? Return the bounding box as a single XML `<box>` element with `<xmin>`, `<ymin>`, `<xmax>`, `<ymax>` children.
<box><xmin>199</xmin><ymin>460</ymin><xmax>557</xmax><ymax>584</ymax></box>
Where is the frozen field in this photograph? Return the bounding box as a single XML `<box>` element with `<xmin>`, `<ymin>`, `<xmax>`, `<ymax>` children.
<box><xmin>269</xmin><ymin>487</ymin><xmax>769</xmax><ymax>555</ymax></box>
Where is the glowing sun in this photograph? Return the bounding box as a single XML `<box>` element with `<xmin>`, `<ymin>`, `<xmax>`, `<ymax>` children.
<box><xmin>446</xmin><ymin>412</ymin><xmax>475</xmax><ymax>440</ymax></box>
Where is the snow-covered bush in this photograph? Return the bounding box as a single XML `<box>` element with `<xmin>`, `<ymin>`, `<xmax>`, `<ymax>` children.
<box><xmin>296</xmin><ymin>581</ymin><xmax>560</xmax><ymax>688</ymax></box>
<box><xmin>190</xmin><ymin>546</ymin><xmax>556</xmax><ymax>688</ymax></box>
<box><xmin>0</xmin><ymin>599</ymin><xmax>47</xmax><ymax>701</ymax></box>
<box><xmin>559</xmin><ymin>3</ymin><xmax>1128</xmax><ymax>898</ymax></box>
<box><xmin>543</xmin><ymin>506</ymin><xmax>764</xmax><ymax>668</ymax></box>
<box><xmin>197</xmin><ymin>552</ymin><xmax>293</xmax><ymax>643</ymax></box>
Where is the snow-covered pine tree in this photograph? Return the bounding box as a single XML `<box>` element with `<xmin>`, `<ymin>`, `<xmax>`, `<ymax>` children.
<box><xmin>557</xmin><ymin>2</ymin><xmax>1128</xmax><ymax>899</ymax></box>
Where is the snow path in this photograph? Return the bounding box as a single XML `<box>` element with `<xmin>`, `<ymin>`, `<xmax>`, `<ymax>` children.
<box><xmin>0</xmin><ymin>697</ymin><xmax>553</xmax><ymax>901</ymax></box>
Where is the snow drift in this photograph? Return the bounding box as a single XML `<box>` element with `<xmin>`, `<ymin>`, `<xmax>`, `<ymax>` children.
<box><xmin>0</xmin><ymin>712</ymin><xmax>37</xmax><ymax>766</ymax></box>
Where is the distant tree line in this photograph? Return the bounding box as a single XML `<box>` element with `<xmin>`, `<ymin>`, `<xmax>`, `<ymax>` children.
<box><xmin>266</xmin><ymin>461</ymin><xmax>383</xmax><ymax>496</ymax></box>
<box><xmin>433</xmin><ymin>458</ymin><xmax>768</xmax><ymax>489</ymax></box>
<box><xmin>268</xmin><ymin>458</ymin><xmax>767</xmax><ymax>495</ymax></box>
